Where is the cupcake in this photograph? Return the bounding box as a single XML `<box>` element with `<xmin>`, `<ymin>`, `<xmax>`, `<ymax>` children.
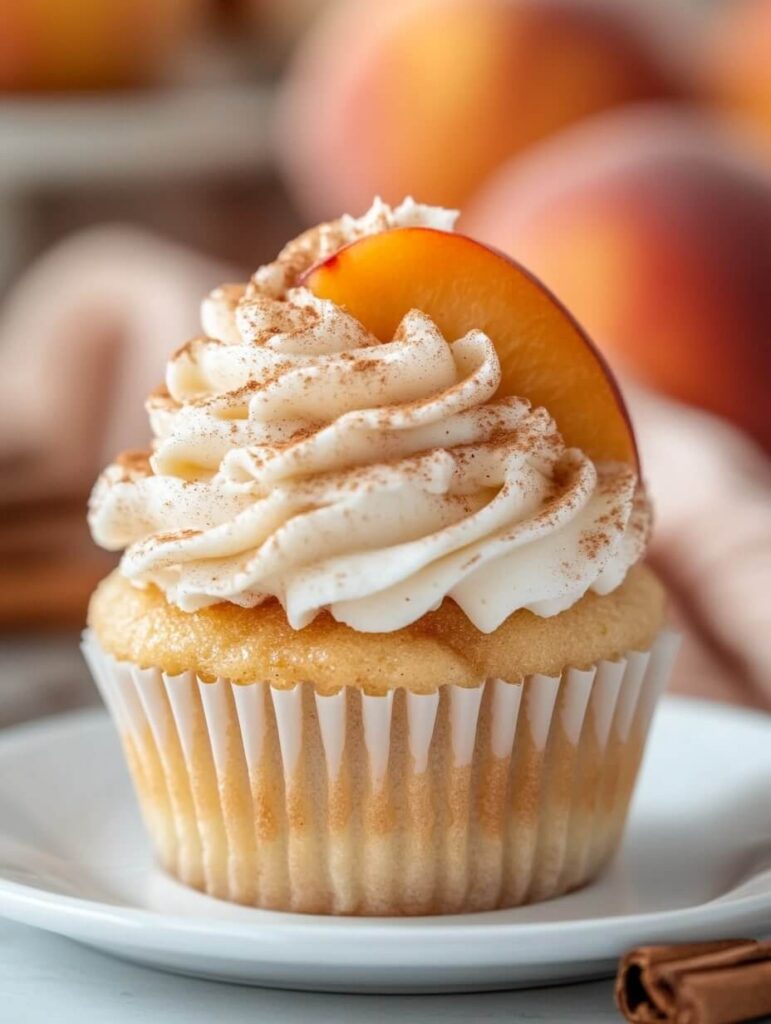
<box><xmin>84</xmin><ymin>198</ymin><xmax>677</xmax><ymax>915</ymax></box>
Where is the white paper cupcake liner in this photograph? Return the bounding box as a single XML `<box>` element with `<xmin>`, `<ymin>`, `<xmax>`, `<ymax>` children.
<box><xmin>82</xmin><ymin>628</ymin><xmax>679</xmax><ymax>916</ymax></box>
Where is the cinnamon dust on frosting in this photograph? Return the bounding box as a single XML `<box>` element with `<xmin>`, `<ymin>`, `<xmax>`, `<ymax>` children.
<box><xmin>88</xmin><ymin>198</ymin><xmax>651</xmax><ymax>633</ymax></box>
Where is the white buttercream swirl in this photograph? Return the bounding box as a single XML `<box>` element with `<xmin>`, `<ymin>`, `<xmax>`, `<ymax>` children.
<box><xmin>89</xmin><ymin>199</ymin><xmax>649</xmax><ymax>633</ymax></box>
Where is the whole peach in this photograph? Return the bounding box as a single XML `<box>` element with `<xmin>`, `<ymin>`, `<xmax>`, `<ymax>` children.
<box><xmin>278</xmin><ymin>0</ymin><xmax>691</xmax><ymax>219</ymax></box>
<box><xmin>464</xmin><ymin>110</ymin><xmax>771</xmax><ymax>450</ymax></box>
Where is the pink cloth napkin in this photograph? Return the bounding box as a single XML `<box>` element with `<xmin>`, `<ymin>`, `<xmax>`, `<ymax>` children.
<box><xmin>628</xmin><ymin>385</ymin><xmax>771</xmax><ymax>709</ymax></box>
<box><xmin>1</xmin><ymin>227</ymin><xmax>768</xmax><ymax>708</ymax></box>
<box><xmin>0</xmin><ymin>226</ymin><xmax>236</xmax><ymax>505</ymax></box>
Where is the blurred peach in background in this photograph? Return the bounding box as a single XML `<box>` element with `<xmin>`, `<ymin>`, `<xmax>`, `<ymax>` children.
<box><xmin>701</xmin><ymin>0</ymin><xmax>771</xmax><ymax>155</ymax></box>
<box><xmin>0</xmin><ymin>0</ymin><xmax>769</xmax><ymax>724</ymax></box>
<box><xmin>278</xmin><ymin>0</ymin><xmax>692</xmax><ymax>218</ymax></box>
<box><xmin>0</xmin><ymin>0</ymin><xmax>206</xmax><ymax>91</ymax></box>
<box><xmin>464</xmin><ymin>110</ymin><xmax>771</xmax><ymax>451</ymax></box>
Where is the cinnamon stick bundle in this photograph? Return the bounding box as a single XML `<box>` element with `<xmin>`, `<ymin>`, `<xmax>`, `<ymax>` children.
<box><xmin>616</xmin><ymin>939</ymin><xmax>771</xmax><ymax>1024</ymax></box>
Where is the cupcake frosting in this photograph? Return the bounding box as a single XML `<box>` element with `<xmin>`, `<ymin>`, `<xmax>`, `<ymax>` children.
<box><xmin>89</xmin><ymin>198</ymin><xmax>650</xmax><ymax>634</ymax></box>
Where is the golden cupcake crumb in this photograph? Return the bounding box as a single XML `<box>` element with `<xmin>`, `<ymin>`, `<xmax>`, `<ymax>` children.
<box><xmin>89</xmin><ymin>563</ymin><xmax>665</xmax><ymax>692</ymax></box>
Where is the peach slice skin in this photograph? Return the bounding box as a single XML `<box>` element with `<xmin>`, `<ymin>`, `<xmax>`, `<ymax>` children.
<box><xmin>303</xmin><ymin>227</ymin><xmax>637</xmax><ymax>467</ymax></box>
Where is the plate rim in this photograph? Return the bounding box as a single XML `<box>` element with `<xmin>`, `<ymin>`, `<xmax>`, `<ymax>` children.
<box><xmin>0</xmin><ymin>698</ymin><xmax>769</xmax><ymax>963</ymax></box>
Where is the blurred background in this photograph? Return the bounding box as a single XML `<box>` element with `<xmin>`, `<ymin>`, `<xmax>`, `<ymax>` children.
<box><xmin>0</xmin><ymin>0</ymin><xmax>769</xmax><ymax>727</ymax></box>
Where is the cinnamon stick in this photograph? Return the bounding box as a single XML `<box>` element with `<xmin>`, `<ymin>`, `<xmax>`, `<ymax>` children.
<box><xmin>616</xmin><ymin>939</ymin><xmax>771</xmax><ymax>1024</ymax></box>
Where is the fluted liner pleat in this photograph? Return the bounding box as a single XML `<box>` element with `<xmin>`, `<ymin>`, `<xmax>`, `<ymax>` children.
<box><xmin>82</xmin><ymin>629</ymin><xmax>679</xmax><ymax>916</ymax></box>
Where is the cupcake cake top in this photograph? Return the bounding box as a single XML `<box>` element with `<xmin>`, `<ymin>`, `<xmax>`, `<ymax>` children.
<box><xmin>89</xmin><ymin>198</ymin><xmax>650</xmax><ymax>634</ymax></box>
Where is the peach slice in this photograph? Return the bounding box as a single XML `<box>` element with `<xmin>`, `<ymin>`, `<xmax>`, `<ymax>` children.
<box><xmin>304</xmin><ymin>227</ymin><xmax>637</xmax><ymax>466</ymax></box>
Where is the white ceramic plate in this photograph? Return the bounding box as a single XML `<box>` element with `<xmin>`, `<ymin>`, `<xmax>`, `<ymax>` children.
<box><xmin>0</xmin><ymin>698</ymin><xmax>769</xmax><ymax>993</ymax></box>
